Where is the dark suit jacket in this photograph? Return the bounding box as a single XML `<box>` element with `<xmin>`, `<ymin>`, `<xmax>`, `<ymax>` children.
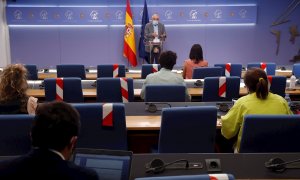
<box><xmin>0</xmin><ymin>149</ymin><xmax>99</xmax><ymax>180</ymax></box>
<box><xmin>144</xmin><ymin>22</ymin><xmax>166</xmax><ymax>52</ymax></box>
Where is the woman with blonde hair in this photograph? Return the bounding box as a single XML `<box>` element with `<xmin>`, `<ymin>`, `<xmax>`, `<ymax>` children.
<box><xmin>0</xmin><ymin>64</ymin><xmax>37</xmax><ymax>114</ymax></box>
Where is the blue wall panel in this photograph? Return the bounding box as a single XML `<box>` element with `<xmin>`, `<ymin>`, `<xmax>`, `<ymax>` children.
<box><xmin>7</xmin><ymin>0</ymin><xmax>300</xmax><ymax>68</ymax></box>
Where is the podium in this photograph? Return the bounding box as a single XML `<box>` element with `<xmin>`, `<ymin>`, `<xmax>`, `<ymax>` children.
<box><xmin>147</xmin><ymin>40</ymin><xmax>164</xmax><ymax>64</ymax></box>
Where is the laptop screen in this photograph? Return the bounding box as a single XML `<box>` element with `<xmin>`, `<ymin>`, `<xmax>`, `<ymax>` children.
<box><xmin>73</xmin><ymin>149</ymin><xmax>132</xmax><ymax>180</ymax></box>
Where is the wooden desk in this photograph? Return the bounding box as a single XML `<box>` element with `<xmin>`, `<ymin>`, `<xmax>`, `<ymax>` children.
<box><xmin>38</xmin><ymin>72</ymin><xmax>141</xmax><ymax>80</ymax></box>
<box><xmin>126</xmin><ymin>116</ymin><xmax>222</xmax><ymax>130</ymax></box>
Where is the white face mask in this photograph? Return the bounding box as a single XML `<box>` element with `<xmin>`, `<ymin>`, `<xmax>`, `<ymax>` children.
<box><xmin>152</xmin><ymin>20</ymin><xmax>158</xmax><ymax>25</ymax></box>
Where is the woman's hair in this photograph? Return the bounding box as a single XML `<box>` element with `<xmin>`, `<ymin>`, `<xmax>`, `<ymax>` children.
<box><xmin>0</xmin><ymin>64</ymin><xmax>28</xmax><ymax>105</ymax></box>
<box><xmin>189</xmin><ymin>44</ymin><xmax>204</xmax><ymax>64</ymax></box>
<box><xmin>244</xmin><ymin>68</ymin><xmax>269</xmax><ymax>99</ymax></box>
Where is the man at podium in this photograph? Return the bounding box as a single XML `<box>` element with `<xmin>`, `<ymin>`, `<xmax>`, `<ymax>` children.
<box><xmin>144</xmin><ymin>13</ymin><xmax>167</xmax><ymax>64</ymax></box>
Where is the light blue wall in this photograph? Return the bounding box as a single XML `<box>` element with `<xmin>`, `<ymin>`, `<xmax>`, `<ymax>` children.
<box><xmin>7</xmin><ymin>0</ymin><xmax>300</xmax><ymax>68</ymax></box>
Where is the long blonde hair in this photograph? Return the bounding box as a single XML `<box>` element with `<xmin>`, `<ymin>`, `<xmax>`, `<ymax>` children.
<box><xmin>0</xmin><ymin>64</ymin><xmax>28</xmax><ymax>108</ymax></box>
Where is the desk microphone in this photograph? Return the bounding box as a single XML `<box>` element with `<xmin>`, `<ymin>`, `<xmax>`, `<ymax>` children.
<box><xmin>265</xmin><ymin>157</ymin><xmax>300</xmax><ymax>172</ymax></box>
<box><xmin>145</xmin><ymin>103</ymin><xmax>172</xmax><ymax>113</ymax></box>
<box><xmin>145</xmin><ymin>159</ymin><xmax>189</xmax><ymax>174</ymax></box>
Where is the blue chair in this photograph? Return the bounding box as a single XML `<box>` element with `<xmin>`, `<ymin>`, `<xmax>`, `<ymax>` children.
<box><xmin>0</xmin><ymin>115</ymin><xmax>34</xmax><ymax>155</ymax></box>
<box><xmin>268</xmin><ymin>76</ymin><xmax>286</xmax><ymax>97</ymax></box>
<box><xmin>202</xmin><ymin>77</ymin><xmax>240</xmax><ymax>102</ymax></box>
<box><xmin>56</xmin><ymin>64</ymin><xmax>86</xmax><ymax>79</ymax></box>
<box><xmin>141</xmin><ymin>64</ymin><xmax>161</xmax><ymax>79</ymax></box>
<box><xmin>192</xmin><ymin>67</ymin><xmax>223</xmax><ymax>79</ymax></box>
<box><xmin>247</xmin><ymin>63</ymin><xmax>276</xmax><ymax>75</ymax></box>
<box><xmin>144</xmin><ymin>85</ymin><xmax>186</xmax><ymax>102</ymax></box>
<box><xmin>292</xmin><ymin>63</ymin><xmax>300</xmax><ymax>78</ymax></box>
<box><xmin>44</xmin><ymin>78</ymin><xmax>84</xmax><ymax>103</ymax></box>
<box><xmin>135</xmin><ymin>174</ymin><xmax>235</xmax><ymax>180</ymax></box>
<box><xmin>97</xmin><ymin>64</ymin><xmax>126</xmax><ymax>78</ymax></box>
<box><xmin>73</xmin><ymin>103</ymin><xmax>127</xmax><ymax>150</ymax></box>
<box><xmin>240</xmin><ymin>115</ymin><xmax>300</xmax><ymax>153</ymax></box>
<box><xmin>97</xmin><ymin>78</ymin><xmax>134</xmax><ymax>102</ymax></box>
<box><xmin>24</xmin><ymin>64</ymin><xmax>38</xmax><ymax>80</ymax></box>
<box><xmin>214</xmin><ymin>63</ymin><xmax>242</xmax><ymax>77</ymax></box>
<box><xmin>158</xmin><ymin>106</ymin><xmax>217</xmax><ymax>153</ymax></box>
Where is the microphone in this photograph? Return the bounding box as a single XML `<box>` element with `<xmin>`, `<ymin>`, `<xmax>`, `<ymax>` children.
<box><xmin>145</xmin><ymin>159</ymin><xmax>189</xmax><ymax>174</ymax></box>
<box><xmin>265</xmin><ymin>157</ymin><xmax>300</xmax><ymax>173</ymax></box>
<box><xmin>145</xmin><ymin>102</ymin><xmax>172</xmax><ymax>113</ymax></box>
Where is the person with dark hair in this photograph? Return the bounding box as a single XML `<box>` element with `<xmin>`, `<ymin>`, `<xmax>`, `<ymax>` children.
<box><xmin>182</xmin><ymin>44</ymin><xmax>208</xmax><ymax>79</ymax></box>
<box><xmin>221</xmin><ymin>68</ymin><xmax>292</xmax><ymax>152</ymax></box>
<box><xmin>140</xmin><ymin>51</ymin><xmax>190</xmax><ymax>101</ymax></box>
<box><xmin>0</xmin><ymin>101</ymin><xmax>98</xmax><ymax>179</ymax></box>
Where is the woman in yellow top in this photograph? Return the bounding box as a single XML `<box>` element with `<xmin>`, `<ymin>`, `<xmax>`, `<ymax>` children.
<box><xmin>221</xmin><ymin>68</ymin><xmax>293</xmax><ymax>152</ymax></box>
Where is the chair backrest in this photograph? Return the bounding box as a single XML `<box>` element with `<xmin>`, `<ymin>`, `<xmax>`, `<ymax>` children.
<box><xmin>135</xmin><ymin>174</ymin><xmax>235</xmax><ymax>180</ymax></box>
<box><xmin>144</xmin><ymin>85</ymin><xmax>186</xmax><ymax>102</ymax></box>
<box><xmin>72</xmin><ymin>103</ymin><xmax>127</xmax><ymax>150</ymax></box>
<box><xmin>97</xmin><ymin>64</ymin><xmax>126</xmax><ymax>78</ymax></box>
<box><xmin>247</xmin><ymin>63</ymin><xmax>276</xmax><ymax>75</ymax></box>
<box><xmin>268</xmin><ymin>75</ymin><xmax>286</xmax><ymax>97</ymax></box>
<box><xmin>0</xmin><ymin>115</ymin><xmax>33</xmax><ymax>155</ymax></box>
<box><xmin>292</xmin><ymin>63</ymin><xmax>300</xmax><ymax>78</ymax></box>
<box><xmin>44</xmin><ymin>78</ymin><xmax>84</xmax><ymax>103</ymax></box>
<box><xmin>240</xmin><ymin>115</ymin><xmax>300</xmax><ymax>153</ymax></box>
<box><xmin>97</xmin><ymin>78</ymin><xmax>134</xmax><ymax>102</ymax></box>
<box><xmin>141</xmin><ymin>64</ymin><xmax>161</xmax><ymax>79</ymax></box>
<box><xmin>56</xmin><ymin>64</ymin><xmax>86</xmax><ymax>79</ymax></box>
<box><xmin>202</xmin><ymin>77</ymin><xmax>240</xmax><ymax>102</ymax></box>
<box><xmin>192</xmin><ymin>67</ymin><xmax>223</xmax><ymax>79</ymax></box>
<box><xmin>158</xmin><ymin>106</ymin><xmax>217</xmax><ymax>153</ymax></box>
<box><xmin>24</xmin><ymin>64</ymin><xmax>38</xmax><ymax>80</ymax></box>
<box><xmin>214</xmin><ymin>63</ymin><xmax>242</xmax><ymax>77</ymax></box>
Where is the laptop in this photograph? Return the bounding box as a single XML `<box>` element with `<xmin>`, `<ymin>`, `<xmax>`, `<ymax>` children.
<box><xmin>73</xmin><ymin>148</ymin><xmax>133</xmax><ymax>180</ymax></box>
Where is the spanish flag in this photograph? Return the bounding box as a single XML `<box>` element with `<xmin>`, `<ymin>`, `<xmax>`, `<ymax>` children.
<box><xmin>123</xmin><ymin>0</ymin><xmax>137</xmax><ymax>67</ymax></box>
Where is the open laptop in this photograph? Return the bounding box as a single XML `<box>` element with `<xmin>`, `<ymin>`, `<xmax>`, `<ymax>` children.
<box><xmin>73</xmin><ymin>148</ymin><xmax>133</xmax><ymax>180</ymax></box>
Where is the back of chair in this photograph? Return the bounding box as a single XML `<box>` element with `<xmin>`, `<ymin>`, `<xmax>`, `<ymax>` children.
<box><xmin>135</xmin><ymin>174</ymin><xmax>235</xmax><ymax>180</ymax></box>
<box><xmin>158</xmin><ymin>106</ymin><xmax>217</xmax><ymax>153</ymax></box>
<box><xmin>97</xmin><ymin>78</ymin><xmax>134</xmax><ymax>102</ymax></box>
<box><xmin>44</xmin><ymin>78</ymin><xmax>84</xmax><ymax>103</ymax></box>
<box><xmin>240</xmin><ymin>115</ymin><xmax>300</xmax><ymax>153</ymax></box>
<box><xmin>73</xmin><ymin>103</ymin><xmax>127</xmax><ymax>150</ymax></box>
<box><xmin>247</xmin><ymin>63</ymin><xmax>276</xmax><ymax>75</ymax></box>
<box><xmin>141</xmin><ymin>64</ymin><xmax>161</xmax><ymax>79</ymax></box>
<box><xmin>144</xmin><ymin>85</ymin><xmax>186</xmax><ymax>102</ymax></box>
<box><xmin>0</xmin><ymin>115</ymin><xmax>33</xmax><ymax>156</ymax></box>
<box><xmin>292</xmin><ymin>63</ymin><xmax>300</xmax><ymax>78</ymax></box>
<box><xmin>202</xmin><ymin>77</ymin><xmax>240</xmax><ymax>102</ymax></box>
<box><xmin>57</xmin><ymin>64</ymin><xmax>86</xmax><ymax>79</ymax></box>
<box><xmin>24</xmin><ymin>64</ymin><xmax>38</xmax><ymax>80</ymax></box>
<box><xmin>97</xmin><ymin>64</ymin><xmax>126</xmax><ymax>78</ymax></box>
<box><xmin>268</xmin><ymin>76</ymin><xmax>286</xmax><ymax>97</ymax></box>
<box><xmin>192</xmin><ymin>67</ymin><xmax>223</xmax><ymax>79</ymax></box>
<box><xmin>214</xmin><ymin>63</ymin><xmax>242</xmax><ymax>77</ymax></box>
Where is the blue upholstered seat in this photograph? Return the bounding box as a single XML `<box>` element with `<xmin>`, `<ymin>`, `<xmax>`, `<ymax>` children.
<box><xmin>56</xmin><ymin>64</ymin><xmax>86</xmax><ymax>79</ymax></box>
<box><xmin>158</xmin><ymin>106</ymin><xmax>217</xmax><ymax>153</ymax></box>
<box><xmin>72</xmin><ymin>103</ymin><xmax>127</xmax><ymax>150</ymax></box>
<box><xmin>202</xmin><ymin>77</ymin><xmax>240</xmax><ymax>102</ymax></box>
<box><xmin>292</xmin><ymin>63</ymin><xmax>300</xmax><ymax>78</ymax></box>
<box><xmin>214</xmin><ymin>63</ymin><xmax>242</xmax><ymax>77</ymax></box>
<box><xmin>96</xmin><ymin>78</ymin><xmax>134</xmax><ymax>102</ymax></box>
<box><xmin>247</xmin><ymin>63</ymin><xmax>276</xmax><ymax>75</ymax></box>
<box><xmin>44</xmin><ymin>77</ymin><xmax>84</xmax><ymax>103</ymax></box>
<box><xmin>24</xmin><ymin>64</ymin><xmax>38</xmax><ymax>80</ymax></box>
<box><xmin>144</xmin><ymin>85</ymin><xmax>186</xmax><ymax>102</ymax></box>
<box><xmin>268</xmin><ymin>75</ymin><xmax>286</xmax><ymax>97</ymax></box>
<box><xmin>240</xmin><ymin>115</ymin><xmax>300</xmax><ymax>153</ymax></box>
<box><xmin>141</xmin><ymin>64</ymin><xmax>161</xmax><ymax>79</ymax></box>
<box><xmin>0</xmin><ymin>115</ymin><xmax>34</xmax><ymax>155</ymax></box>
<box><xmin>192</xmin><ymin>67</ymin><xmax>223</xmax><ymax>79</ymax></box>
<box><xmin>97</xmin><ymin>64</ymin><xmax>126</xmax><ymax>78</ymax></box>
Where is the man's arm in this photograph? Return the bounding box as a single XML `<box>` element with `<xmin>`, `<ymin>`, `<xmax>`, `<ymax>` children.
<box><xmin>160</xmin><ymin>23</ymin><xmax>167</xmax><ymax>40</ymax></box>
<box><xmin>144</xmin><ymin>23</ymin><xmax>153</xmax><ymax>41</ymax></box>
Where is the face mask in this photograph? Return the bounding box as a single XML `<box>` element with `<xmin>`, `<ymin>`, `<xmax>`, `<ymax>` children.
<box><xmin>152</xmin><ymin>20</ymin><xmax>158</xmax><ymax>25</ymax></box>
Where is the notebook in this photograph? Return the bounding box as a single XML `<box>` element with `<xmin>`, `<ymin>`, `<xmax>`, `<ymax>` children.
<box><xmin>73</xmin><ymin>148</ymin><xmax>133</xmax><ymax>180</ymax></box>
